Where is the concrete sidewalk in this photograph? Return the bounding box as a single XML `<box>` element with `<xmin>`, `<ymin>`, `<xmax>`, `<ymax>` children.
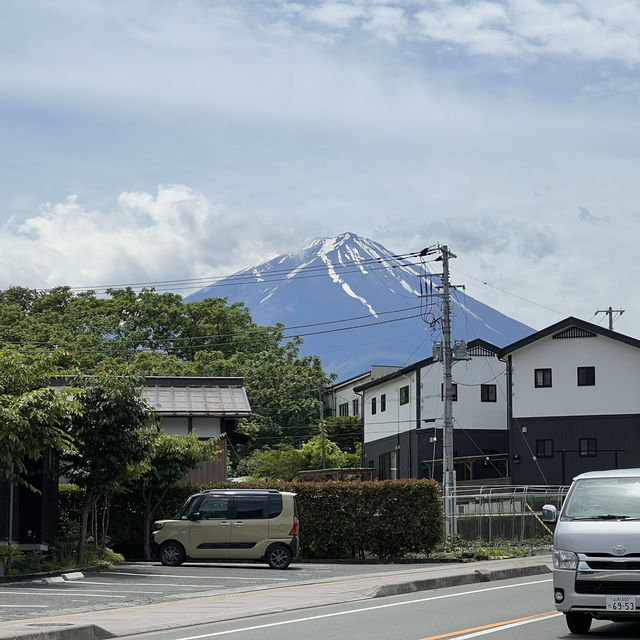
<box><xmin>0</xmin><ymin>555</ymin><xmax>552</xmax><ymax>640</ymax></box>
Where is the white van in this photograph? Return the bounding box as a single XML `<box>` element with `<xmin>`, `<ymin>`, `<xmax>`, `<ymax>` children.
<box><xmin>542</xmin><ymin>468</ymin><xmax>640</xmax><ymax>634</ymax></box>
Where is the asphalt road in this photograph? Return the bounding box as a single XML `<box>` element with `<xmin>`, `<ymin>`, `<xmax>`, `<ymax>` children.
<box><xmin>115</xmin><ymin>575</ymin><xmax>640</xmax><ymax>640</ymax></box>
<box><xmin>0</xmin><ymin>560</ymin><xmax>440</xmax><ymax>622</ymax></box>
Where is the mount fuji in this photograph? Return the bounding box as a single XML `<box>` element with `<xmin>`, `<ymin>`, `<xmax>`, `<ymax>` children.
<box><xmin>184</xmin><ymin>232</ymin><xmax>533</xmax><ymax>379</ymax></box>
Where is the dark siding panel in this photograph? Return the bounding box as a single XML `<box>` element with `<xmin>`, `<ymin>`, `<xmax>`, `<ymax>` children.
<box><xmin>510</xmin><ymin>414</ymin><xmax>640</xmax><ymax>485</ymax></box>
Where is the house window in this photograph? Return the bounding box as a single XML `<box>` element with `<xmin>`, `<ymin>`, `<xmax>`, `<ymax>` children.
<box><xmin>481</xmin><ymin>384</ymin><xmax>497</xmax><ymax>402</ymax></box>
<box><xmin>352</xmin><ymin>398</ymin><xmax>360</xmax><ymax>415</ymax></box>
<box><xmin>399</xmin><ymin>385</ymin><xmax>409</xmax><ymax>405</ymax></box>
<box><xmin>371</xmin><ymin>397</ymin><xmax>377</xmax><ymax>415</ymax></box>
<box><xmin>380</xmin><ymin>393</ymin><xmax>386</xmax><ymax>412</ymax></box>
<box><xmin>534</xmin><ymin>368</ymin><xmax>552</xmax><ymax>388</ymax></box>
<box><xmin>579</xmin><ymin>438</ymin><xmax>597</xmax><ymax>457</ymax></box>
<box><xmin>536</xmin><ymin>439</ymin><xmax>553</xmax><ymax>458</ymax></box>
<box><xmin>338</xmin><ymin>402</ymin><xmax>348</xmax><ymax>417</ymax></box>
<box><xmin>577</xmin><ymin>366</ymin><xmax>595</xmax><ymax>387</ymax></box>
<box><xmin>441</xmin><ymin>383</ymin><xmax>458</xmax><ymax>401</ymax></box>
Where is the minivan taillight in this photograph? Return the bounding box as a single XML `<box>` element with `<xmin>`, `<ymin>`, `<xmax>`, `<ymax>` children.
<box><xmin>289</xmin><ymin>516</ymin><xmax>298</xmax><ymax>536</ymax></box>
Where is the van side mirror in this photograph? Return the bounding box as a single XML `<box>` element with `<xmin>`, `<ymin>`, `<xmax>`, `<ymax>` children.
<box><xmin>189</xmin><ymin>512</ymin><xmax>202</xmax><ymax>521</ymax></box>
<box><xmin>541</xmin><ymin>504</ymin><xmax>557</xmax><ymax>523</ymax></box>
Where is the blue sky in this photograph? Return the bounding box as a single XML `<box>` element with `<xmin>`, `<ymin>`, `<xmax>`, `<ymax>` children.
<box><xmin>1</xmin><ymin>0</ymin><xmax>639</xmax><ymax>333</ymax></box>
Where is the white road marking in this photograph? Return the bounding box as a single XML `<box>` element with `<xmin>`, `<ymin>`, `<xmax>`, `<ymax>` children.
<box><xmin>0</xmin><ymin>605</ymin><xmax>48</xmax><ymax>608</ymax></box>
<box><xmin>104</xmin><ymin>571</ymin><xmax>287</xmax><ymax>581</ymax></box>
<box><xmin>0</xmin><ymin>591</ymin><xmax>131</xmax><ymax>598</ymax></box>
<box><xmin>166</xmin><ymin>578</ymin><xmax>554</xmax><ymax>639</ymax></box>
<box><xmin>72</xmin><ymin>581</ymin><xmax>221</xmax><ymax>588</ymax></box>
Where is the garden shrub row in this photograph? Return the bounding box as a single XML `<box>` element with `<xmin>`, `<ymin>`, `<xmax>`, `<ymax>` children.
<box><xmin>58</xmin><ymin>479</ymin><xmax>443</xmax><ymax>561</ymax></box>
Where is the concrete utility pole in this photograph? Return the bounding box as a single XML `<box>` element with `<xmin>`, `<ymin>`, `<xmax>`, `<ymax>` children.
<box><xmin>318</xmin><ymin>388</ymin><xmax>326</xmax><ymax>469</ymax></box>
<box><xmin>420</xmin><ymin>243</ymin><xmax>458</xmax><ymax>536</ymax></box>
<box><xmin>595</xmin><ymin>307</ymin><xmax>624</xmax><ymax>331</ymax></box>
<box><xmin>440</xmin><ymin>246</ymin><xmax>457</xmax><ymax>537</ymax></box>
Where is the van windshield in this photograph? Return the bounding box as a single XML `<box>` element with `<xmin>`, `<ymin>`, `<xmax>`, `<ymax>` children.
<box><xmin>562</xmin><ymin>478</ymin><xmax>640</xmax><ymax>520</ymax></box>
<box><xmin>175</xmin><ymin>495</ymin><xmax>200</xmax><ymax>520</ymax></box>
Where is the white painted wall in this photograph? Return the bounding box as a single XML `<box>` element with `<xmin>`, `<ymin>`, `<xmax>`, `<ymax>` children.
<box><xmin>363</xmin><ymin>371</ymin><xmax>416</xmax><ymax>443</ymax></box>
<box><xmin>511</xmin><ymin>334</ymin><xmax>640</xmax><ymax>417</ymax></box>
<box><xmin>158</xmin><ymin>416</ymin><xmax>221</xmax><ymax>439</ymax></box>
<box><xmin>363</xmin><ymin>355</ymin><xmax>507</xmax><ymax>443</ymax></box>
<box><xmin>421</xmin><ymin>356</ymin><xmax>507</xmax><ymax>432</ymax></box>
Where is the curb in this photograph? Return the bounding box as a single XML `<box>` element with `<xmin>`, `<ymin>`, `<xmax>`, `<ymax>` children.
<box><xmin>0</xmin><ymin>624</ymin><xmax>113</xmax><ymax>640</ymax></box>
<box><xmin>368</xmin><ymin>563</ymin><xmax>551</xmax><ymax>597</ymax></box>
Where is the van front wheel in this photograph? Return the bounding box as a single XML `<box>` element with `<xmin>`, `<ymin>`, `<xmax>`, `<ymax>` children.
<box><xmin>159</xmin><ymin>541</ymin><xmax>186</xmax><ymax>567</ymax></box>
<box><xmin>266</xmin><ymin>544</ymin><xmax>292</xmax><ymax>569</ymax></box>
<box><xmin>565</xmin><ymin>612</ymin><xmax>592</xmax><ymax>634</ymax></box>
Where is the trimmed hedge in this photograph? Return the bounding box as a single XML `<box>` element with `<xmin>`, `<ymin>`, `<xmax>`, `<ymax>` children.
<box><xmin>58</xmin><ymin>479</ymin><xmax>443</xmax><ymax>561</ymax></box>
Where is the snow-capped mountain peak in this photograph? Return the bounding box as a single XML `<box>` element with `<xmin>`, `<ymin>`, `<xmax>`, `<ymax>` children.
<box><xmin>184</xmin><ymin>233</ymin><xmax>532</xmax><ymax>378</ymax></box>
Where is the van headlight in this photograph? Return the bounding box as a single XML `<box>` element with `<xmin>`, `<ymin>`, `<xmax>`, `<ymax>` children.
<box><xmin>152</xmin><ymin>522</ymin><xmax>164</xmax><ymax>532</ymax></box>
<box><xmin>553</xmin><ymin>550</ymin><xmax>578</xmax><ymax>570</ymax></box>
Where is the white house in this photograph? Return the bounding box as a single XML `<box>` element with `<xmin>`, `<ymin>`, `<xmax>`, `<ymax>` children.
<box><xmin>500</xmin><ymin>317</ymin><xmax>640</xmax><ymax>485</ymax></box>
<box><xmin>323</xmin><ymin>365</ymin><xmax>400</xmax><ymax>418</ymax></box>
<box><xmin>355</xmin><ymin>339</ymin><xmax>508</xmax><ymax>482</ymax></box>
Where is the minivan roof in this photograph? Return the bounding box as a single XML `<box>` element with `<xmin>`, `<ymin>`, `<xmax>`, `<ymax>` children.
<box><xmin>573</xmin><ymin>468</ymin><xmax>640</xmax><ymax>481</ymax></box>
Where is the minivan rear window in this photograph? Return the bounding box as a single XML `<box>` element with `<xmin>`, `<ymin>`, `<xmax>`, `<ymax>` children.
<box><xmin>234</xmin><ymin>496</ymin><xmax>266</xmax><ymax>519</ymax></box>
<box><xmin>268</xmin><ymin>493</ymin><xmax>283</xmax><ymax>518</ymax></box>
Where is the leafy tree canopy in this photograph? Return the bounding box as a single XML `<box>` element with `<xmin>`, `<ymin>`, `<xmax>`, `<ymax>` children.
<box><xmin>0</xmin><ymin>286</ymin><xmax>332</xmax><ymax>463</ymax></box>
<box><xmin>0</xmin><ymin>348</ymin><xmax>78</xmax><ymax>487</ymax></box>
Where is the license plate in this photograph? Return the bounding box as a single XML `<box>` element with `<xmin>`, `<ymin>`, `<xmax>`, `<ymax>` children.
<box><xmin>606</xmin><ymin>595</ymin><xmax>636</xmax><ymax>611</ymax></box>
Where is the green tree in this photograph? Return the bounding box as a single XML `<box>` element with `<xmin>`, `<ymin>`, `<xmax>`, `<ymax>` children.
<box><xmin>61</xmin><ymin>368</ymin><xmax>155</xmax><ymax>564</ymax></box>
<box><xmin>323</xmin><ymin>416</ymin><xmax>362</xmax><ymax>453</ymax></box>
<box><xmin>137</xmin><ymin>432</ymin><xmax>221</xmax><ymax>560</ymax></box>
<box><xmin>0</xmin><ymin>349</ymin><xmax>78</xmax><ymax>490</ymax></box>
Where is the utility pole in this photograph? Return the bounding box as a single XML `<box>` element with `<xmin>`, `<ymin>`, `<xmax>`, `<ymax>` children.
<box><xmin>318</xmin><ymin>388</ymin><xmax>326</xmax><ymax>469</ymax></box>
<box><xmin>595</xmin><ymin>307</ymin><xmax>624</xmax><ymax>331</ymax></box>
<box><xmin>440</xmin><ymin>246</ymin><xmax>457</xmax><ymax>537</ymax></box>
<box><xmin>420</xmin><ymin>244</ymin><xmax>458</xmax><ymax>536</ymax></box>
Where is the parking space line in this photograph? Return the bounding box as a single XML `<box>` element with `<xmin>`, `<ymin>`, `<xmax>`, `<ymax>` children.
<box><xmin>0</xmin><ymin>591</ymin><xmax>131</xmax><ymax>598</ymax></box>
<box><xmin>104</xmin><ymin>571</ymin><xmax>287</xmax><ymax>581</ymax></box>
<box><xmin>76</xmin><ymin>581</ymin><xmax>222</xmax><ymax>588</ymax></box>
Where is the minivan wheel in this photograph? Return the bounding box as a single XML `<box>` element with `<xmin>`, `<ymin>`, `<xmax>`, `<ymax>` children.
<box><xmin>159</xmin><ymin>541</ymin><xmax>186</xmax><ymax>567</ymax></box>
<box><xmin>565</xmin><ymin>612</ymin><xmax>592</xmax><ymax>634</ymax></box>
<box><xmin>266</xmin><ymin>544</ymin><xmax>292</xmax><ymax>569</ymax></box>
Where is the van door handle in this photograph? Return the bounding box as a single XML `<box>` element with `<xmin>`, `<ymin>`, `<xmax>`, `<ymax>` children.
<box><xmin>232</xmin><ymin>521</ymin><xmax>244</xmax><ymax>526</ymax></box>
<box><xmin>219</xmin><ymin>521</ymin><xmax>230</xmax><ymax>526</ymax></box>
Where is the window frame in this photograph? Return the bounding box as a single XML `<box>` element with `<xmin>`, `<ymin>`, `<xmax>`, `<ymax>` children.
<box><xmin>534</xmin><ymin>368</ymin><xmax>552</xmax><ymax>388</ymax></box>
<box><xmin>480</xmin><ymin>384</ymin><xmax>497</xmax><ymax>402</ymax></box>
<box><xmin>579</xmin><ymin>437</ymin><xmax>597</xmax><ymax>457</ymax></box>
<box><xmin>536</xmin><ymin>439</ymin><xmax>553</xmax><ymax>459</ymax></box>
<box><xmin>380</xmin><ymin>393</ymin><xmax>386</xmax><ymax>412</ymax></box>
<box><xmin>399</xmin><ymin>385</ymin><xmax>410</xmax><ymax>405</ymax></box>
<box><xmin>338</xmin><ymin>402</ymin><xmax>349</xmax><ymax>417</ymax></box>
<box><xmin>577</xmin><ymin>366</ymin><xmax>596</xmax><ymax>387</ymax></box>
<box><xmin>371</xmin><ymin>396</ymin><xmax>377</xmax><ymax>415</ymax></box>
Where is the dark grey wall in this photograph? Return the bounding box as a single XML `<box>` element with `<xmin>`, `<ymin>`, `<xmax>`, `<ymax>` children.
<box><xmin>509</xmin><ymin>414</ymin><xmax>640</xmax><ymax>485</ymax></box>
<box><xmin>364</xmin><ymin>428</ymin><xmax>508</xmax><ymax>481</ymax></box>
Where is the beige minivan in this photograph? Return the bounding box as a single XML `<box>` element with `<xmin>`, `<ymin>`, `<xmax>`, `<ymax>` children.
<box><xmin>151</xmin><ymin>489</ymin><xmax>298</xmax><ymax>569</ymax></box>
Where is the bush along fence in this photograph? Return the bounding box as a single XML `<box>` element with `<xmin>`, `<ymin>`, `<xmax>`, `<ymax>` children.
<box><xmin>58</xmin><ymin>479</ymin><xmax>443</xmax><ymax>561</ymax></box>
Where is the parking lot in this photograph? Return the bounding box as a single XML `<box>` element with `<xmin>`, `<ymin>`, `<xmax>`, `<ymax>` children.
<box><xmin>0</xmin><ymin>560</ymin><xmax>435</xmax><ymax>622</ymax></box>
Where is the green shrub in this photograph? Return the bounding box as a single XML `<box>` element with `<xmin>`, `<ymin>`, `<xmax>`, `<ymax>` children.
<box><xmin>58</xmin><ymin>479</ymin><xmax>443</xmax><ymax>561</ymax></box>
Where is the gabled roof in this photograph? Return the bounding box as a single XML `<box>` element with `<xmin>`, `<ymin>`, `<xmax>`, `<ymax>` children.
<box><xmin>143</xmin><ymin>377</ymin><xmax>251</xmax><ymax>417</ymax></box>
<box><xmin>354</xmin><ymin>338</ymin><xmax>501</xmax><ymax>392</ymax></box>
<box><xmin>499</xmin><ymin>316</ymin><xmax>640</xmax><ymax>357</ymax></box>
<box><xmin>51</xmin><ymin>375</ymin><xmax>252</xmax><ymax>418</ymax></box>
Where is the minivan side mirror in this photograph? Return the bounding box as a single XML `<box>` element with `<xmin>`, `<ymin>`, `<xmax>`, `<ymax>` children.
<box><xmin>541</xmin><ymin>504</ymin><xmax>557</xmax><ymax>523</ymax></box>
<box><xmin>189</xmin><ymin>512</ymin><xmax>202</xmax><ymax>521</ymax></box>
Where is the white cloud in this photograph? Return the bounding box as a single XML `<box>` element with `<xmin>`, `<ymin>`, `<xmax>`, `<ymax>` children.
<box><xmin>0</xmin><ymin>186</ymin><xmax>305</xmax><ymax>290</ymax></box>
